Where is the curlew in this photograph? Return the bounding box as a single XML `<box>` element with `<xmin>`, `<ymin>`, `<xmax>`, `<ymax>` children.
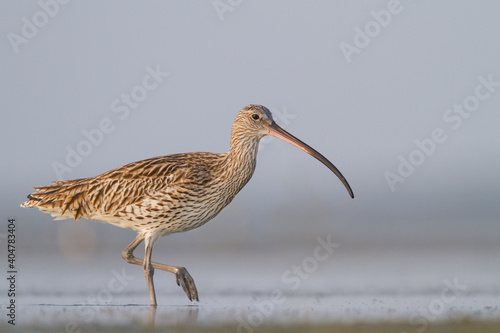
<box><xmin>21</xmin><ymin>104</ymin><xmax>354</xmax><ymax>306</ymax></box>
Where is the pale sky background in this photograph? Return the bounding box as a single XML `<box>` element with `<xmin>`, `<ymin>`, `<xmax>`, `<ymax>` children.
<box><xmin>1</xmin><ymin>1</ymin><xmax>499</xmax><ymax>259</ymax></box>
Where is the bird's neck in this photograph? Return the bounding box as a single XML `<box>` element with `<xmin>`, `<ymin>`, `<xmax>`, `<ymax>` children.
<box><xmin>221</xmin><ymin>132</ymin><xmax>261</xmax><ymax>193</ymax></box>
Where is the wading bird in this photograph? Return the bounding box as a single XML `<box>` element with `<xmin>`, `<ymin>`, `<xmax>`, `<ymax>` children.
<box><xmin>21</xmin><ymin>104</ymin><xmax>354</xmax><ymax>306</ymax></box>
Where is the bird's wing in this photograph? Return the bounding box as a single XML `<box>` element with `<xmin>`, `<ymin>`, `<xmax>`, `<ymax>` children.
<box><xmin>21</xmin><ymin>153</ymin><xmax>219</xmax><ymax>220</ymax></box>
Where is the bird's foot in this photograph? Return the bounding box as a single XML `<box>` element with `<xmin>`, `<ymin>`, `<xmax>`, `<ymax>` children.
<box><xmin>175</xmin><ymin>267</ymin><xmax>199</xmax><ymax>302</ymax></box>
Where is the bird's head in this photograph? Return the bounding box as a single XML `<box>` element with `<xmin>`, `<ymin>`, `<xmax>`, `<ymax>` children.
<box><xmin>232</xmin><ymin>104</ymin><xmax>275</xmax><ymax>139</ymax></box>
<box><xmin>232</xmin><ymin>104</ymin><xmax>354</xmax><ymax>198</ymax></box>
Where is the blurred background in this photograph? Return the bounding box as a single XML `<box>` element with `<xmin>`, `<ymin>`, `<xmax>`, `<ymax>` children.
<box><xmin>0</xmin><ymin>1</ymin><xmax>499</xmax><ymax>306</ymax></box>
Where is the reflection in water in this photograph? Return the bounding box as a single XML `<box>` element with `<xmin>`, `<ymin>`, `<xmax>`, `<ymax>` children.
<box><xmin>146</xmin><ymin>304</ymin><xmax>199</xmax><ymax>328</ymax></box>
<box><xmin>147</xmin><ymin>306</ymin><xmax>156</xmax><ymax>328</ymax></box>
<box><xmin>185</xmin><ymin>305</ymin><xmax>200</xmax><ymax>323</ymax></box>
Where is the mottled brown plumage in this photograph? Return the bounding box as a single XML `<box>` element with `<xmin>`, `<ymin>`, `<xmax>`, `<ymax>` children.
<box><xmin>22</xmin><ymin>104</ymin><xmax>353</xmax><ymax>306</ymax></box>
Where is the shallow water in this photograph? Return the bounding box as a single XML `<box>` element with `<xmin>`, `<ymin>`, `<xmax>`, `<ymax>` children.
<box><xmin>2</xmin><ymin>244</ymin><xmax>500</xmax><ymax>332</ymax></box>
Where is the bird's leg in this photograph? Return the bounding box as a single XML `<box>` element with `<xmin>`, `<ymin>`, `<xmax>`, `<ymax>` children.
<box><xmin>122</xmin><ymin>234</ymin><xmax>157</xmax><ymax>306</ymax></box>
<box><xmin>143</xmin><ymin>237</ymin><xmax>157</xmax><ymax>307</ymax></box>
<box><xmin>121</xmin><ymin>233</ymin><xmax>144</xmax><ymax>265</ymax></box>
<box><xmin>122</xmin><ymin>234</ymin><xmax>199</xmax><ymax>302</ymax></box>
<box><xmin>154</xmin><ymin>262</ymin><xmax>199</xmax><ymax>302</ymax></box>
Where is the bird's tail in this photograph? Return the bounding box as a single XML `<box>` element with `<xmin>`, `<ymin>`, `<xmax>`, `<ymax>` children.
<box><xmin>21</xmin><ymin>179</ymin><xmax>90</xmax><ymax>220</ymax></box>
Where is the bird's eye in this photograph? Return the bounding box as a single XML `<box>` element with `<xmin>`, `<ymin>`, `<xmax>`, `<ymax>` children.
<box><xmin>252</xmin><ymin>114</ymin><xmax>260</xmax><ymax>120</ymax></box>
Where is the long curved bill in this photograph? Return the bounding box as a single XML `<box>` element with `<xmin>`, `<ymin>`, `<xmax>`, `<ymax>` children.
<box><xmin>266</xmin><ymin>122</ymin><xmax>354</xmax><ymax>198</ymax></box>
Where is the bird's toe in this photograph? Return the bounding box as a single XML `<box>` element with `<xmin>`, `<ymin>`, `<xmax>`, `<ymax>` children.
<box><xmin>176</xmin><ymin>267</ymin><xmax>199</xmax><ymax>302</ymax></box>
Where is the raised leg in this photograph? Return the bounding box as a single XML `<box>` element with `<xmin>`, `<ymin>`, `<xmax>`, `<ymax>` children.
<box><xmin>121</xmin><ymin>234</ymin><xmax>199</xmax><ymax>303</ymax></box>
